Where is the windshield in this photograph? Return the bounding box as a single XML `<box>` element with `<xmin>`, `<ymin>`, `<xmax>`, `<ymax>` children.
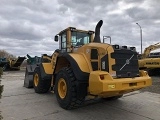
<box><xmin>71</xmin><ymin>31</ymin><xmax>91</xmax><ymax>46</ymax></box>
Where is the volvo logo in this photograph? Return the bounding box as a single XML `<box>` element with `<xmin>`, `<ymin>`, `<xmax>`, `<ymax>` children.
<box><xmin>120</xmin><ymin>54</ymin><xmax>134</xmax><ymax>71</ymax></box>
<box><xmin>126</xmin><ymin>59</ymin><xmax>130</xmax><ymax>64</ymax></box>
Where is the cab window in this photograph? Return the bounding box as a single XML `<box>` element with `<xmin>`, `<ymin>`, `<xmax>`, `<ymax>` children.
<box><xmin>60</xmin><ymin>32</ymin><xmax>67</xmax><ymax>52</ymax></box>
<box><xmin>71</xmin><ymin>32</ymin><xmax>90</xmax><ymax>47</ymax></box>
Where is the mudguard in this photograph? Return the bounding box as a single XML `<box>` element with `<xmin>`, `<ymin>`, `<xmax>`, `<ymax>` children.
<box><xmin>62</xmin><ymin>53</ymin><xmax>90</xmax><ymax>81</ymax></box>
<box><xmin>57</xmin><ymin>53</ymin><xmax>90</xmax><ymax>98</ymax></box>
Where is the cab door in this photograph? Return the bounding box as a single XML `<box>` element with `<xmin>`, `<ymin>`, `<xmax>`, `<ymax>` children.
<box><xmin>59</xmin><ymin>31</ymin><xmax>67</xmax><ymax>53</ymax></box>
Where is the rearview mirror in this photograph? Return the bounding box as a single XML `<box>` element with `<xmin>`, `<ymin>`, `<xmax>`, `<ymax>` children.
<box><xmin>54</xmin><ymin>35</ymin><xmax>58</xmax><ymax>42</ymax></box>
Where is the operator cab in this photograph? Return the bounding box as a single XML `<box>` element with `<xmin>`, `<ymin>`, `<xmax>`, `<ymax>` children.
<box><xmin>54</xmin><ymin>27</ymin><xmax>94</xmax><ymax>53</ymax></box>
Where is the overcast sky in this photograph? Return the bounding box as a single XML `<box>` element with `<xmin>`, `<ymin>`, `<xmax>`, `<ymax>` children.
<box><xmin>0</xmin><ymin>0</ymin><xmax>160</xmax><ymax>57</ymax></box>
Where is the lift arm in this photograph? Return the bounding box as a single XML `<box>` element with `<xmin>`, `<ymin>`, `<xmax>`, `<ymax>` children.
<box><xmin>142</xmin><ymin>42</ymin><xmax>160</xmax><ymax>58</ymax></box>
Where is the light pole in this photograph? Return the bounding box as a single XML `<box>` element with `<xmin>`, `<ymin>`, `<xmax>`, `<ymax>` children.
<box><xmin>136</xmin><ymin>23</ymin><xmax>142</xmax><ymax>54</ymax></box>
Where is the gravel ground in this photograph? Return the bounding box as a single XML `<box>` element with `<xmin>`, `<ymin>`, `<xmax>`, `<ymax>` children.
<box><xmin>140</xmin><ymin>76</ymin><xmax>160</xmax><ymax>94</ymax></box>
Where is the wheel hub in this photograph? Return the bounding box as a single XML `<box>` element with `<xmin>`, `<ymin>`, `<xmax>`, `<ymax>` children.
<box><xmin>34</xmin><ymin>73</ymin><xmax>39</xmax><ymax>87</ymax></box>
<box><xmin>58</xmin><ymin>78</ymin><xmax>67</xmax><ymax>99</ymax></box>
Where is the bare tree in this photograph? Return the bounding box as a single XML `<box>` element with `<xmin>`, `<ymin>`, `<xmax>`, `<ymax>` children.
<box><xmin>0</xmin><ymin>50</ymin><xmax>16</xmax><ymax>59</ymax></box>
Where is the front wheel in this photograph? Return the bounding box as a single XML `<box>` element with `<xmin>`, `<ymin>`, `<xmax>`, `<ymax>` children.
<box><xmin>55</xmin><ymin>67</ymin><xmax>85</xmax><ymax>110</ymax></box>
<box><xmin>33</xmin><ymin>67</ymin><xmax>51</xmax><ymax>93</ymax></box>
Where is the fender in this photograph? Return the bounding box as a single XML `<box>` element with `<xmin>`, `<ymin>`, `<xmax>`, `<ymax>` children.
<box><xmin>55</xmin><ymin>53</ymin><xmax>90</xmax><ymax>98</ymax></box>
<box><xmin>62</xmin><ymin>53</ymin><xmax>90</xmax><ymax>81</ymax></box>
<box><xmin>39</xmin><ymin>63</ymin><xmax>52</xmax><ymax>80</ymax></box>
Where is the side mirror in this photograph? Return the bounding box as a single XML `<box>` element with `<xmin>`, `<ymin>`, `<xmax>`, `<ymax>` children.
<box><xmin>54</xmin><ymin>35</ymin><xmax>58</xmax><ymax>42</ymax></box>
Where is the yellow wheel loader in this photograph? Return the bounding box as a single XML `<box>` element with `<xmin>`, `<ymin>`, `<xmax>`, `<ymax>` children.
<box><xmin>24</xmin><ymin>20</ymin><xmax>152</xmax><ymax>109</ymax></box>
<box><xmin>0</xmin><ymin>56</ymin><xmax>25</xmax><ymax>71</ymax></box>
<box><xmin>139</xmin><ymin>42</ymin><xmax>160</xmax><ymax>75</ymax></box>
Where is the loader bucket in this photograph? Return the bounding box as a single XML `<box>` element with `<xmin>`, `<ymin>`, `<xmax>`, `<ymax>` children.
<box><xmin>12</xmin><ymin>57</ymin><xmax>26</xmax><ymax>67</ymax></box>
<box><xmin>24</xmin><ymin>65</ymin><xmax>37</xmax><ymax>88</ymax></box>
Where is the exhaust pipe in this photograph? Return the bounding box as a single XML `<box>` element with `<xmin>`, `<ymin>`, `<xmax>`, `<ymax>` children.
<box><xmin>93</xmin><ymin>20</ymin><xmax>103</xmax><ymax>43</ymax></box>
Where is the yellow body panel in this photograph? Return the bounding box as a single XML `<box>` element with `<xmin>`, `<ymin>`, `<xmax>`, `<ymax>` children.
<box><xmin>139</xmin><ymin>58</ymin><xmax>160</xmax><ymax>68</ymax></box>
<box><xmin>42</xmin><ymin>63</ymin><xmax>54</xmax><ymax>74</ymax></box>
<box><xmin>74</xmin><ymin>43</ymin><xmax>116</xmax><ymax>74</ymax></box>
<box><xmin>69</xmin><ymin>53</ymin><xmax>91</xmax><ymax>72</ymax></box>
<box><xmin>89</xmin><ymin>70</ymin><xmax>152</xmax><ymax>97</ymax></box>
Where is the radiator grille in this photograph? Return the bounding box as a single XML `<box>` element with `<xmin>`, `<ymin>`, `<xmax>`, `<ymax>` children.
<box><xmin>111</xmin><ymin>49</ymin><xmax>139</xmax><ymax>78</ymax></box>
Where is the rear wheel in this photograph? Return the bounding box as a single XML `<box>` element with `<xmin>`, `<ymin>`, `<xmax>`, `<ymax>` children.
<box><xmin>33</xmin><ymin>67</ymin><xmax>51</xmax><ymax>93</ymax></box>
<box><xmin>55</xmin><ymin>67</ymin><xmax>85</xmax><ymax>110</ymax></box>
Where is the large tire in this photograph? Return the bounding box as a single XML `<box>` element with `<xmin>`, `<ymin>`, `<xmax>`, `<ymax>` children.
<box><xmin>33</xmin><ymin>67</ymin><xmax>51</xmax><ymax>93</ymax></box>
<box><xmin>55</xmin><ymin>67</ymin><xmax>85</xmax><ymax>110</ymax></box>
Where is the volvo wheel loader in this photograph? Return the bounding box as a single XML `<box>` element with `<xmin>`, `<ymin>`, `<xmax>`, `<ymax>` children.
<box><xmin>139</xmin><ymin>42</ymin><xmax>160</xmax><ymax>75</ymax></box>
<box><xmin>24</xmin><ymin>20</ymin><xmax>152</xmax><ymax>109</ymax></box>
